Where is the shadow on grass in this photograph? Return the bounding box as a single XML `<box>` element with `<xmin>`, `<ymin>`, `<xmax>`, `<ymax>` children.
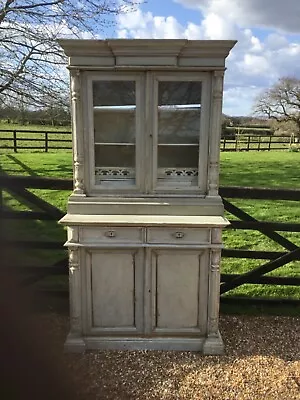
<box><xmin>2</xmin><ymin>153</ymin><xmax>73</xmax><ymax>178</ymax></box>
<box><xmin>7</xmin><ymin>154</ymin><xmax>39</xmax><ymax>176</ymax></box>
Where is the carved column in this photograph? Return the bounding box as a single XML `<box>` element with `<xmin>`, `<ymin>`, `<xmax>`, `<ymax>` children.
<box><xmin>207</xmin><ymin>229</ymin><xmax>222</xmax><ymax>337</ymax></box>
<box><xmin>208</xmin><ymin>71</ymin><xmax>224</xmax><ymax>196</ymax></box>
<box><xmin>67</xmin><ymin>227</ymin><xmax>82</xmax><ymax>337</ymax></box>
<box><xmin>69</xmin><ymin>247</ymin><xmax>82</xmax><ymax>335</ymax></box>
<box><xmin>70</xmin><ymin>69</ymin><xmax>85</xmax><ymax>195</ymax></box>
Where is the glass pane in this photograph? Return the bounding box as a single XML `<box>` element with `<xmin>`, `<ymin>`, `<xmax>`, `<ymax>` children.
<box><xmin>157</xmin><ymin>81</ymin><xmax>201</xmax><ymax>187</ymax></box>
<box><xmin>93</xmin><ymin>81</ymin><xmax>136</xmax><ymax>186</ymax></box>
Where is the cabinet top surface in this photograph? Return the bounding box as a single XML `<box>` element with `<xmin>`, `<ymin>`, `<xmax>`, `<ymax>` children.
<box><xmin>59</xmin><ymin>214</ymin><xmax>229</xmax><ymax>227</ymax></box>
<box><xmin>58</xmin><ymin>39</ymin><xmax>237</xmax><ymax>68</ymax></box>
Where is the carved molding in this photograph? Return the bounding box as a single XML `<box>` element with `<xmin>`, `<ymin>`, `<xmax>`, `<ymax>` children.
<box><xmin>68</xmin><ymin>246</ymin><xmax>82</xmax><ymax>334</ymax></box>
<box><xmin>211</xmin><ymin>249</ymin><xmax>221</xmax><ymax>272</ymax></box>
<box><xmin>213</xmin><ymin>71</ymin><xmax>224</xmax><ymax>100</ymax></box>
<box><xmin>211</xmin><ymin>228</ymin><xmax>222</xmax><ymax>244</ymax></box>
<box><xmin>208</xmin><ymin>317</ymin><xmax>219</xmax><ymax>335</ymax></box>
<box><xmin>71</xmin><ymin>69</ymin><xmax>80</xmax><ymax>101</ymax></box>
<box><xmin>71</xmin><ymin>69</ymin><xmax>85</xmax><ymax>195</ymax></box>
<box><xmin>69</xmin><ymin>247</ymin><xmax>79</xmax><ymax>273</ymax></box>
<box><xmin>208</xmin><ymin>161</ymin><xmax>219</xmax><ymax>196</ymax></box>
<box><xmin>74</xmin><ymin>159</ymin><xmax>85</xmax><ymax>194</ymax></box>
<box><xmin>95</xmin><ymin>167</ymin><xmax>135</xmax><ymax>179</ymax></box>
<box><xmin>162</xmin><ymin>168</ymin><xmax>198</xmax><ymax>177</ymax></box>
<box><xmin>207</xmin><ymin>249</ymin><xmax>222</xmax><ymax>336</ymax></box>
<box><xmin>68</xmin><ymin>226</ymin><xmax>79</xmax><ymax>243</ymax></box>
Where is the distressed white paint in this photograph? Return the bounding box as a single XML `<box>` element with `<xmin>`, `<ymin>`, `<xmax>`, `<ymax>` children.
<box><xmin>58</xmin><ymin>39</ymin><xmax>236</xmax><ymax>354</ymax></box>
<box><xmin>147</xmin><ymin>227</ymin><xmax>210</xmax><ymax>244</ymax></box>
<box><xmin>153</xmin><ymin>251</ymin><xmax>200</xmax><ymax>329</ymax></box>
<box><xmin>91</xmin><ymin>251</ymin><xmax>136</xmax><ymax>328</ymax></box>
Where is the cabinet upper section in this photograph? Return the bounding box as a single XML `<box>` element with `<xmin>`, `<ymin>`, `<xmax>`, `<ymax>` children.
<box><xmin>58</xmin><ymin>39</ymin><xmax>236</xmax><ymax>197</ymax></box>
<box><xmin>58</xmin><ymin>39</ymin><xmax>237</xmax><ymax>69</ymax></box>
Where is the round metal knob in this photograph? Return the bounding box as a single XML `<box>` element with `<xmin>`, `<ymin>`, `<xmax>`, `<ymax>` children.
<box><xmin>105</xmin><ymin>230</ymin><xmax>116</xmax><ymax>238</ymax></box>
<box><xmin>173</xmin><ymin>231</ymin><xmax>185</xmax><ymax>239</ymax></box>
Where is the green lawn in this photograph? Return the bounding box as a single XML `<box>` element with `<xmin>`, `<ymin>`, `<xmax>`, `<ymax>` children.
<box><xmin>0</xmin><ymin>151</ymin><xmax>299</xmax><ymax>305</ymax></box>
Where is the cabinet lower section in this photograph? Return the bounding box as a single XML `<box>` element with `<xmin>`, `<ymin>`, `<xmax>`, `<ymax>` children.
<box><xmin>63</xmin><ymin>221</ymin><xmax>227</xmax><ymax>354</ymax></box>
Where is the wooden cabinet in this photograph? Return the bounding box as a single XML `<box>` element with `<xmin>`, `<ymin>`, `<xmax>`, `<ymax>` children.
<box><xmin>59</xmin><ymin>39</ymin><xmax>236</xmax><ymax>354</ymax></box>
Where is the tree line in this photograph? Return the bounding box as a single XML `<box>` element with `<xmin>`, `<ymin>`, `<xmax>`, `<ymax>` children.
<box><xmin>0</xmin><ymin>105</ymin><xmax>70</xmax><ymax>126</ymax></box>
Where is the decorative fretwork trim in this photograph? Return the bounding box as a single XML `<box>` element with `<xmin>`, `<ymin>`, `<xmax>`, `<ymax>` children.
<box><xmin>158</xmin><ymin>168</ymin><xmax>198</xmax><ymax>178</ymax></box>
<box><xmin>95</xmin><ymin>167</ymin><xmax>135</xmax><ymax>179</ymax></box>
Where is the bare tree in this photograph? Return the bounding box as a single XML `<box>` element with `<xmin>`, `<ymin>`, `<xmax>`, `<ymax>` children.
<box><xmin>0</xmin><ymin>0</ymin><xmax>142</xmax><ymax>110</ymax></box>
<box><xmin>254</xmin><ymin>77</ymin><xmax>300</xmax><ymax>137</ymax></box>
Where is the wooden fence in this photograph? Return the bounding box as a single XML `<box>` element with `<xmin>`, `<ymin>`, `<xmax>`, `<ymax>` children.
<box><xmin>1</xmin><ymin>174</ymin><xmax>300</xmax><ymax>306</ymax></box>
<box><xmin>0</xmin><ymin>129</ymin><xmax>72</xmax><ymax>152</ymax></box>
<box><xmin>221</xmin><ymin>135</ymin><xmax>295</xmax><ymax>151</ymax></box>
<box><xmin>0</xmin><ymin>129</ymin><xmax>296</xmax><ymax>152</ymax></box>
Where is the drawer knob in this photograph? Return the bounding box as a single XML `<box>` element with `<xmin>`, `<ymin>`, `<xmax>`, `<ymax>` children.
<box><xmin>105</xmin><ymin>230</ymin><xmax>116</xmax><ymax>238</ymax></box>
<box><xmin>173</xmin><ymin>231</ymin><xmax>185</xmax><ymax>239</ymax></box>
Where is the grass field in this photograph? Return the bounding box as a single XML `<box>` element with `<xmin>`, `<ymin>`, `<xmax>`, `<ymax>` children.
<box><xmin>1</xmin><ymin>150</ymin><xmax>299</xmax><ymax>304</ymax></box>
<box><xmin>0</xmin><ymin>122</ymin><xmax>296</xmax><ymax>152</ymax></box>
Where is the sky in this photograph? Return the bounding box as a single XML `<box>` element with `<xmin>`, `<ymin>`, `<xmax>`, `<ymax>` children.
<box><xmin>105</xmin><ymin>0</ymin><xmax>300</xmax><ymax>116</ymax></box>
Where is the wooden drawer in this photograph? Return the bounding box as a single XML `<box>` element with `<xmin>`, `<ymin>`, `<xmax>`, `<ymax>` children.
<box><xmin>147</xmin><ymin>227</ymin><xmax>210</xmax><ymax>244</ymax></box>
<box><xmin>81</xmin><ymin>227</ymin><xmax>143</xmax><ymax>243</ymax></box>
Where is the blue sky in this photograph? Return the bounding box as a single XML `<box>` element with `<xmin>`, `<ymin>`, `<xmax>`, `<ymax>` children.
<box><xmin>106</xmin><ymin>0</ymin><xmax>300</xmax><ymax>116</ymax></box>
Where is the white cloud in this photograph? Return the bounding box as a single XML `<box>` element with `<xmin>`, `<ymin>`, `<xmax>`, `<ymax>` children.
<box><xmin>117</xmin><ymin>9</ymin><xmax>201</xmax><ymax>39</ymax></box>
<box><xmin>116</xmin><ymin>3</ymin><xmax>300</xmax><ymax>115</ymax></box>
<box><xmin>201</xmin><ymin>13</ymin><xmax>237</xmax><ymax>40</ymax></box>
<box><xmin>265</xmin><ymin>33</ymin><xmax>289</xmax><ymax>50</ymax></box>
<box><xmin>175</xmin><ymin>0</ymin><xmax>300</xmax><ymax>33</ymax></box>
<box><xmin>238</xmin><ymin>54</ymin><xmax>271</xmax><ymax>77</ymax></box>
<box><xmin>223</xmin><ymin>86</ymin><xmax>263</xmax><ymax>116</ymax></box>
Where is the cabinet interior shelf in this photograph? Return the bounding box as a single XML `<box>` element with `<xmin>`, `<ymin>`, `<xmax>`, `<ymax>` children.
<box><xmin>94</xmin><ymin>106</ymin><xmax>135</xmax><ymax>112</ymax></box>
<box><xmin>94</xmin><ymin>143</ymin><xmax>199</xmax><ymax>147</ymax></box>
<box><xmin>95</xmin><ymin>142</ymin><xmax>135</xmax><ymax>146</ymax></box>
<box><xmin>93</xmin><ymin>106</ymin><xmax>200</xmax><ymax>112</ymax></box>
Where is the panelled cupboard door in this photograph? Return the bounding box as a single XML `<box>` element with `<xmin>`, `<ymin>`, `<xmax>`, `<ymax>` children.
<box><xmin>84</xmin><ymin>249</ymin><xmax>144</xmax><ymax>334</ymax></box>
<box><xmin>150</xmin><ymin>249</ymin><xmax>209</xmax><ymax>335</ymax></box>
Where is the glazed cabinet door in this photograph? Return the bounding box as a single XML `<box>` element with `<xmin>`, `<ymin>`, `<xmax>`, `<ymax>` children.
<box><xmin>85</xmin><ymin>72</ymin><xmax>145</xmax><ymax>193</ymax></box>
<box><xmin>150</xmin><ymin>72</ymin><xmax>211</xmax><ymax>193</ymax></box>
<box><xmin>149</xmin><ymin>249</ymin><xmax>209</xmax><ymax>335</ymax></box>
<box><xmin>84</xmin><ymin>248</ymin><xmax>144</xmax><ymax>334</ymax></box>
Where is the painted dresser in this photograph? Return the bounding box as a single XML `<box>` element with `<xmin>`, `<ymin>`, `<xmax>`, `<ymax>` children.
<box><xmin>59</xmin><ymin>39</ymin><xmax>236</xmax><ymax>353</ymax></box>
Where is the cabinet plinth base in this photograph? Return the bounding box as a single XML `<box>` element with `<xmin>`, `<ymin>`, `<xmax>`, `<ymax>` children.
<box><xmin>64</xmin><ymin>333</ymin><xmax>224</xmax><ymax>354</ymax></box>
<box><xmin>64</xmin><ymin>334</ymin><xmax>86</xmax><ymax>353</ymax></box>
<box><xmin>202</xmin><ymin>331</ymin><xmax>224</xmax><ymax>355</ymax></box>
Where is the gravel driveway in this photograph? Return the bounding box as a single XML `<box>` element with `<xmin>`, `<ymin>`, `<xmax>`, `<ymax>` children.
<box><xmin>33</xmin><ymin>313</ymin><xmax>300</xmax><ymax>400</ymax></box>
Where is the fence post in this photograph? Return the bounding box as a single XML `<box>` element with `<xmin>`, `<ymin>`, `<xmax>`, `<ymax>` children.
<box><xmin>268</xmin><ymin>136</ymin><xmax>272</xmax><ymax>151</ymax></box>
<box><xmin>45</xmin><ymin>132</ymin><xmax>48</xmax><ymax>152</ymax></box>
<box><xmin>223</xmin><ymin>137</ymin><xmax>226</xmax><ymax>151</ymax></box>
<box><xmin>247</xmin><ymin>135</ymin><xmax>250</xmax><ymax>151</ymax></box>
<box><xmin>13</xmin><ymin>130</ymin><xmax>17</xmax><ymax>153</ymax></box>
<box><xmin>258</xmin><ymin>136</ymin><xmax>261</xmax><ymax>151</ymax></box>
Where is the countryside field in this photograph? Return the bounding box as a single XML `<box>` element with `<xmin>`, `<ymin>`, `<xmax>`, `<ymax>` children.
<box><xmin>1</xmin><ymin>150</ymin><xmax>299</xmax><ymax>303</ymax></box>
<box><xmin>0</xmin><ymin>121</ymin><xmax>295</xmax><ymax>152</ymax></box>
